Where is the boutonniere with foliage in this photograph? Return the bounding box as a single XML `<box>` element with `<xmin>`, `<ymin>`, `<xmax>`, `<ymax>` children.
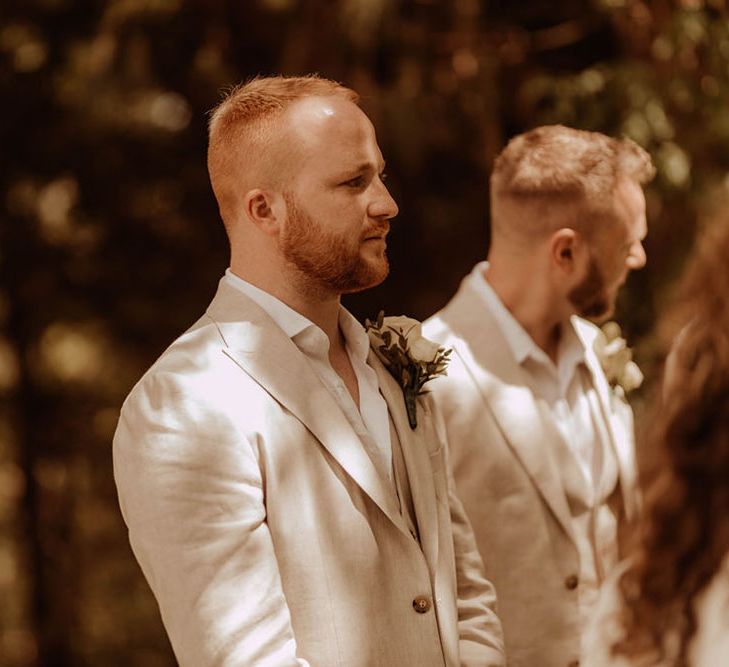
<box><xmin>365</xmin><ymin>312</ymin><xmax>451</xmax><ymax>429</ymax></box>
<box><xmin>593</xmin><ymin>321</ymin><xmax>643</xmax><ymax>398</ymax></box>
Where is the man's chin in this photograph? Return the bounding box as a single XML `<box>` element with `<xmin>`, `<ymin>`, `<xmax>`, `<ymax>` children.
<box><xmin>340</xmin><ymin>260</ymin><xmax>389</xmax><ymax>294</ymax></box>
<box><xmin>569</xmin><ymin>289</ymin><xmax>615</xmax><ymax>322</ymax></box>
<box><xmin>579</xmin><ymin>299</ymin><xmax>614</xmax><ymax>323</ymax></box>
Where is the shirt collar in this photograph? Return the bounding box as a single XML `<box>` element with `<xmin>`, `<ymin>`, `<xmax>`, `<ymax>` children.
<box><xmin>559</xmin><ymin>317</ymin><xmax>588</xmax><ymax>375</ymax></box>
<box><xmin>469</xmin><ymin>261</ymin><xmax>537</xmax><ymax>365</ymax></box>
<box><xmin>223</xmin><ymin>269</ymin><xmax>370</xmax><ymax>364</ymax></box>
<box><xmin>468</xmin><ymin>261</ymin><xmax>586</xmax><ymax>373</ymax></box>
<box><xmin>224</xmin><ymin>269</ymin><xmax>311</xmax><ymax>338</ymax></box>
<box><xmin>337</xmin><ymin>307</ymin><xmax>372</xmax><ymax>367</ymax></box>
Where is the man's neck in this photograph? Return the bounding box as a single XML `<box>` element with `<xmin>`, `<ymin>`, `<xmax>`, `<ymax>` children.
<box><xmin>484</xmin><ymin>260</ymin><xmax>565</xmax><ymax>363</ymax></box>
<box><xmin>229</xmin><ymin>264</ymin><xmax>344</xmax><ymax>347</ymax></box>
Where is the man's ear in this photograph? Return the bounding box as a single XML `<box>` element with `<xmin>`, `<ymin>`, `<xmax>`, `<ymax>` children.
<box><xmin>550</xmin><ymin>227</ymin><xmax>584</xmax><ymax>275</ymax></box>
<box><xmin>244</xmin><ymin>188</ymin><xmax>283</xmax><ymax>236</ymax></box>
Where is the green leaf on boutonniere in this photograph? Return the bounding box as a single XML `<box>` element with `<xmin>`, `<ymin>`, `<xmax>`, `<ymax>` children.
<box><xmin>365</xmin><ymin>311</ymin><xmax>451</xmax><ymax>429</ymax></box>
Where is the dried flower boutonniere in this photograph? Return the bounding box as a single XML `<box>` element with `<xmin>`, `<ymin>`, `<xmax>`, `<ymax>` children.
<box><xmin>365</xmin><ymin>312</ymin><xmax>451</xmax><ymax>429</ymax></box>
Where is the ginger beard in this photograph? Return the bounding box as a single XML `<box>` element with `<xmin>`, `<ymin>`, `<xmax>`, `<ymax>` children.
<box><xmin>279</xmin><ymin>191</ymin><xmax>390</xmax><ymax>297</ymax></box>
<box><xmin>568</xmin><ymin>252</ymin><xmax>614</xmax><ymax>321</ymax></box>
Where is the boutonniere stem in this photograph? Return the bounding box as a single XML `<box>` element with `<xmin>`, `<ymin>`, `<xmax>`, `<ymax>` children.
<box><xmin>365</xmin><ymin>311</ymin><xmax>451</xmax><ymax>429</ymax></box>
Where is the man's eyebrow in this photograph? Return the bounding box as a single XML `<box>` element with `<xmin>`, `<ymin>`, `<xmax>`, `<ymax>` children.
<box><xmin>348</xmin><ymin>160</ymin><xmax>386</xmax><ymax>173</ymax></box>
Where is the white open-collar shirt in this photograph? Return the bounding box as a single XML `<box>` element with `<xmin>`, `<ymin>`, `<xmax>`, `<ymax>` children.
<box><xmin>224</xmin><ymin>269</ymin><xmax>394</xmax><ymax>483</ymax></box>
<box><xmin>469</xmin><ymin>262</ymin><xmax>605</xmax><ymax>490</ymax></box>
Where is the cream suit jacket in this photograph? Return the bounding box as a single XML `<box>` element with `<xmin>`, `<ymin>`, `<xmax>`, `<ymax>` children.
<box><xmin>113</xmin><ymin>279</ymin><xmax>505</xmax><ymax>667</ymax></box>
<box><xmin>423</xmin><ymin>276</ymin><xmax>640</xmax><ymax>667</ymax></box>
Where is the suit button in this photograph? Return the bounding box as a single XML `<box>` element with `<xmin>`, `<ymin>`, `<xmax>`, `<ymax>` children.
<box><xmin>412</xmin><ymin>595</ymin><xmax>431</xmax><ymax>613</ymax></box>
<box><xmin>564</xmin><ymin>575</ymin><xmax>579</xmax><ymax>590</ymax></box>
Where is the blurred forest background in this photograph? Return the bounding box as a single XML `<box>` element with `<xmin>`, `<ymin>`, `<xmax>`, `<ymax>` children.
<box><xmin>2</xmin><ymin>0</ymin><xmax>729</xmax><ymax>664</ymax></box>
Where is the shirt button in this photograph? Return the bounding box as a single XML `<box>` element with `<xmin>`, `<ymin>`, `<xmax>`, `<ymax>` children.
<box><xmin>412</xmin><ymin>595</ymin><xmax>431</xmax><ymax>613</ymax></box>
<box><xmin>564</xmin><ymin>575</ymin><xmax>579</xmax><ymax>590</ymax></box>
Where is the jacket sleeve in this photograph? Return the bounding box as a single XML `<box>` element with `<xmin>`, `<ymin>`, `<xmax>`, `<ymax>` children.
<box><xmin>112</xmin><ymin>370</ymin><xmax>309</xmax><ymax>667</ymax></box>
<box><xmin>434</xmin><ymin>402</ymin><xmax>506</xmax><ymax>666</ymax></box>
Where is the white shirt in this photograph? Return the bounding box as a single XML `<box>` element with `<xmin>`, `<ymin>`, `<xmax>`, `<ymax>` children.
<box><xmin>469</xmin><ymin>261</ymin><xmax>603</xmax><ymax>489</ymax></box>
<box><xmin>223</xmin><ymin>270</ymin><xmax>393</xmax><ymax>483</ymax></box>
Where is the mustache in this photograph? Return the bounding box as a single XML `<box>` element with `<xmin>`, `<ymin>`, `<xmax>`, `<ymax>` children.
<box><xmin>362</xmin><ymin>219</ymin><xmax>390</xmax><ymax>239</ymax></box>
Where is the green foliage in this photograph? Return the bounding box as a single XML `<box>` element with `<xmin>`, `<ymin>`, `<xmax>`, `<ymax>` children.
<box><xmin>1</xmin><ymin>0</ymin><xmax>727</xmax><ymax>664</ymax></box>
<box><xmin>366</xmin><ymin>312</ymin><xmax>451</xmax><ymax>428</ymax></box>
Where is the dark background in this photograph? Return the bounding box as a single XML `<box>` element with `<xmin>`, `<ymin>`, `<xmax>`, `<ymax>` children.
<box><xmin>2</xmin><ymin>0</ymin><xmax>728</xmax><ymax>664</ymax></box>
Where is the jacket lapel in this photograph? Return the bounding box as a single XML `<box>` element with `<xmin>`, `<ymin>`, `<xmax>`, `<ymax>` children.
<box><xmin>369</xmin><ymin>351</ymin><xmax>440</xmax><ymax>572</ymax></box>
<box><xmin>206</xmin><ymin>280</ymin><xmax>406</xmax><ymax>531</ymax></box>
<box><xmin>576</xmin><ymin>319</ymin><xmax>640</xmax><ymax>522</ymax></box>
<box><xmin>442</xmin><ymin>279</ymin><xmax>577</xmax><ymax>544</ymax></box>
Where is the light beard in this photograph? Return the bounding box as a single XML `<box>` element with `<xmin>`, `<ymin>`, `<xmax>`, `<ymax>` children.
<box><xmin>279</xmin><ymin>192</ymin><xmax>390</xmax><ymax>299</ymax></box>
<box><xmin>568</xmin><ymin>253</ymin><xmax>613</xmax><ymax>321</ymax></box>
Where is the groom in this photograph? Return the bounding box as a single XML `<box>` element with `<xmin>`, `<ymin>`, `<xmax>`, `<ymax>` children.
<box><xmin>113</xmin><ymin>75</ymin><xmax>504</xmax><ymax>666</ymax></box>
<box><xmin>424</xmin><ymin>126</ymin><xmax>655</xmax><ymax>667</ymax></box>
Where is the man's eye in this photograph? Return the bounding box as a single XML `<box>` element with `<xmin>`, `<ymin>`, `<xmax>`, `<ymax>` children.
<box><xmin>379</xmin><ymin>172</ymin><xmax>388</xmax><ymax>182</ymax></box>
<box><xmin>343</xmin><ymin>176</ymin><xmax>365</xmax><ymax>188</ymax></box>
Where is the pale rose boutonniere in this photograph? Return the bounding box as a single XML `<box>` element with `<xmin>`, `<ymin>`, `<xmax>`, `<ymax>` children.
<box><xmin>365</xmin><ymin>311</ymin><xmax>451</xmax><ymax>429</ymax></box>
<box><xmin>593</xmin><ymin>321</ymin><xmax>643</xmax><ymax>399</ymax></box>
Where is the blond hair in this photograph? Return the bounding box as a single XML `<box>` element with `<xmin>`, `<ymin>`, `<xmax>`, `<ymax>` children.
<box><xmin>207</xmin><ymin>75</ymin><xmax>359</xmax><ymax>229</ymax></box>
<box><xmin>490</xmin><ymin>125</ymin><xmax>655</xmax><ymax>240</ymax></box>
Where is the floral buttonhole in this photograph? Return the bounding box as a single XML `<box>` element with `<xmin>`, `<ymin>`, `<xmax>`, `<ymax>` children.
<box><xmin>593</xmin><ymin>321</ymin><xmax>643</xmax><ymax>399</ymax></box>
<box><xmin>365</xmin><ymin>311</ymin><xmax>451</xmax><ymax>429</ymax></box>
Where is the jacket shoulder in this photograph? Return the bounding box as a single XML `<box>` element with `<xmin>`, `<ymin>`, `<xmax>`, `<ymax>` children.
<box><xmin>422</xmin><ymin>300</ymin><xmax>467</xmax><ymax>346</ymax></box>
<box><xmin>422</xmin><ymin>311</ymin><xmax>452</xmax><ymax>343</ymax></box>
<box><xmin>117</xmin><ymin>313</ymin><xmax>265</xmax><ymax>438</ymax></box>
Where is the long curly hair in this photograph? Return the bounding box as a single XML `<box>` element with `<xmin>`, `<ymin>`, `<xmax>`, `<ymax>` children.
<box><xmin>613</xmin><ymin>214</ymin><xmax>729</xmax><ymax>665</ymax></box>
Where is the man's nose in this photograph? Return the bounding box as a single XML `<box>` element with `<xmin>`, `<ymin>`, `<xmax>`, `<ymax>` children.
<box><xmin>626</xmin><ymin>241</ymin><xmax>646</xmax><ymax>270</ymax></box>
<box><xmin>369</xmin><ymin>178</ymin><xmax>399</xmax><ymax>220</ymax></box>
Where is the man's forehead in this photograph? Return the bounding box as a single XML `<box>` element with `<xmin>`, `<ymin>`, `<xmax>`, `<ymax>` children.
<box><xmin>615</xmin><ymin>176</ymin><xmax>645</xmax><ymax>210</ymax></box>
<box><xmin>285</xmin><ymin>95</ymin><xmax>369</xmax><ymax>138</ymax></box>
<box><xmin>623</xmin><ymin>180</ymin><xmax>646</xmax><ymax>223</ymax></box>
<box><xmin>282</xmin><ymin>96</ymin><xmax>382</xmax><ymax>168</ymax></box>
<box><xmin>288</xmin><ymin>95</ymin><xmax>343</xmax><ymax>120</ymax></box>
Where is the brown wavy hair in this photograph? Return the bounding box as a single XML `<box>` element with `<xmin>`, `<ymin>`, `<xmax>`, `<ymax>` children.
<box><xmin>613</xmin><ymin>214</ymin><xmax>729</xmax><ymax>665</ymax></box>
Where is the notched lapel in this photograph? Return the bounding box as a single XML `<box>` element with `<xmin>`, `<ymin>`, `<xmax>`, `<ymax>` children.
<box><xmin>369</xmin><ymin>351</ymin><xmax>440</xmax><ymax>570</ymax></box>
<box><xmin>443</xmin><ymin>281</ymin><xmax>577</xmax><ymax>544</ymax></box>
<box><xmin>207</xmin><ymin>281</ymin><xmax>404</xmax><ymax>529</ymax></box>
<box><xmin>580</xmin><ymin>332</ymin><xmax>640</xmax><ymax>521</ymax></box>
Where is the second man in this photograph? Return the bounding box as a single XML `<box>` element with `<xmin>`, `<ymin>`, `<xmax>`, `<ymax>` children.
<box><xmin>425</xmin><ymin>125</ymin><xmax>655</xmax><ymax>667</ymax></box>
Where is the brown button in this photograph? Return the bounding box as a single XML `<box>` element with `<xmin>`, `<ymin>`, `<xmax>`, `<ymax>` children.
<box><xmin>564</xmin><ymin>575</ymin><xmax>579</xmax><ymax>590</ymax></box>
<box><xmin>568</xmin><ymin>661</ymin><xmax>579</xmax><ymax>667</ymax></box>
<box><xmin>412</xmin><ymin>595</ymin><xmax>431</xmax><ymax>613</ymax></box>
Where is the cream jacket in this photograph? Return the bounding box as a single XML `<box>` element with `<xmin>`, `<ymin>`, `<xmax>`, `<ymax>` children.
<box><xmin>113</xmin><ymin>279</ymin><xmax>505</xmax><ymax>667</ymax></box>
<box><xmin>423</xmin><ymin>275</ymin><xmax>640</xmax><ymax>667</ymax></box>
